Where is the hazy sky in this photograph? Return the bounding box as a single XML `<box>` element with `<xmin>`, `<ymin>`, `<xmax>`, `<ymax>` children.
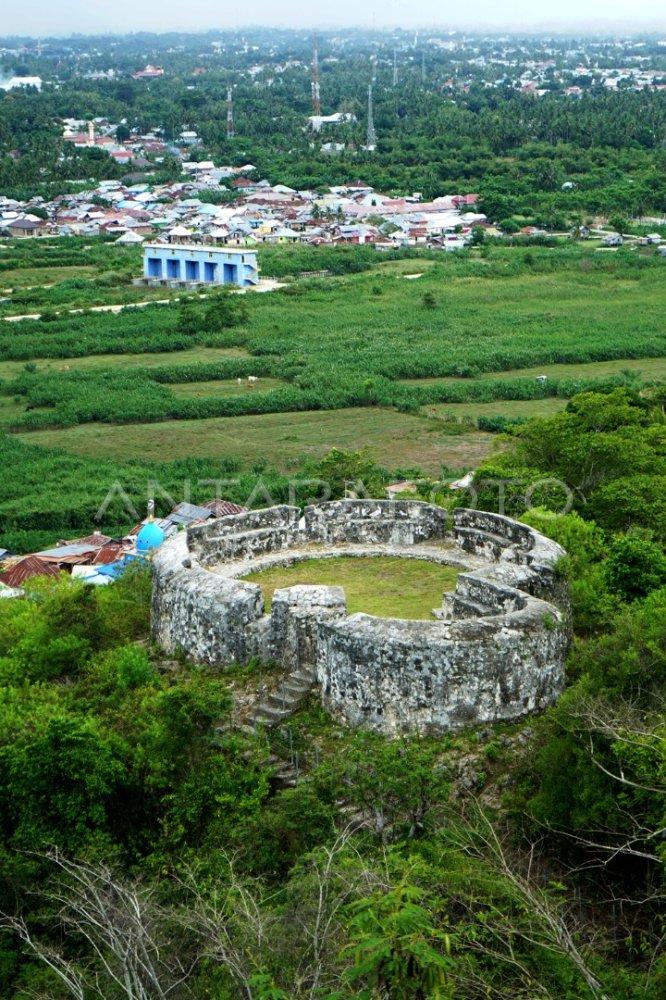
<box><xmin>3</xmin><ymin>0</ymin><xmax>666</xmax><ymax>38</ymax></box>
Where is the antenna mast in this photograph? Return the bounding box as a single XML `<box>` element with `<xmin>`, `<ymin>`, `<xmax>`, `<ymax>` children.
<box><xmin>366</xmin><ymin>84</ymin><xmax>377</xmax><ymax>151</ymax></box>
<box><xmin>226</xmin><ymin>86</ymin><xmax>234</xmax><ymax>139</ymax></box>
<box><xmin>312</xmin><ymin>32</ymin><xmax>321</xmax><ymax>117</ymax></box>
<box><xmin>393</xmin><ymin>48</ymin><xmax>398</xmax><ymax>87</ymax></box>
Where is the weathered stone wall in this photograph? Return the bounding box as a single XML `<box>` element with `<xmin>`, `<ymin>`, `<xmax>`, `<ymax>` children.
<box><xmin>270</xmin><ymin>585</ymin><xmax>347</xmax><ymax>675</ymax></box>
<box><xmin>151</xmin><ymin>501</ymin><xmax>570</xmax><ymax>734</ymax></box>
<box><xmin>452</xmin><ymin>508</ymin><xmax>536</xmax><ymax>560</ymax></box>
<box><xmin>188</xmin><ymin>505</ymin><xmax>302</xmax><ymax>567</ymax></box>
<box><xmin>151</xmin><ymin>532</ymin><xmax>264</xmax><ymax>666</ymax></box>
<box><xmin>316</xmin><ymin>596</ymin><xmax>567</xmax><ymax>735</ymax></box>
<box><xmin>304</xmin><ymin>499</ymin><xmax>449</xmax><ymax>546</ymax></box>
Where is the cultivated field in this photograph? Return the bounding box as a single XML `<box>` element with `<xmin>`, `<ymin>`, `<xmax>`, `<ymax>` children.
<box><xmin>1</xmin><ymin>241</ymin><xmax>665</xmax><ymax>548</ymax></box>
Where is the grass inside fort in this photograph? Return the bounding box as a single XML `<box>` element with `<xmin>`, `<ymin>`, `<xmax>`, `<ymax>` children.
<box><xmin>242</xmin><ymin>556</ymin><xmax>461</xmax><ymax>620</ymax></box>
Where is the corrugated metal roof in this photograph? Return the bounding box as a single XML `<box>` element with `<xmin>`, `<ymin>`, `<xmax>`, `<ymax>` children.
<box><xmin>37</xmin><ymin>544</ymin><xmax>98</xmax><ymax>558</ymax></box>
<box><xmin>71</xmin><ymin>566</ymin><xmax>113</xmax><ymax>585</ymax></box>
<box><xmin>166</xmin><ymin>502</ymin><xmax>215</xmax><ymax>524</ymax></box>
<box><xmin>95</xmin><ymin>560</ymin><xmax>134</xmax><ymax>579</ymax></box>
<box><xmin>127</xmin><ymin>517</ymin><xmax>172</xmax><ymax>538</ymax></box>
<box><xmin>92</xmin><ymin>544</ymin><xmax>126</xmax><ymax>565</ymax></box>
<box><xmin>62</xmin><ymin>532</ymin><xmax>112</xmax><ymax>546</ymax></box>
<box><xmin>203</xmin><ymin>499</ymin><xmax>247</xmax><ymax>517</ymax></box>
<box><xmin>0</xmin><ymin>556</ymin><xmax>61</xmax><ymax>588</ymax></box>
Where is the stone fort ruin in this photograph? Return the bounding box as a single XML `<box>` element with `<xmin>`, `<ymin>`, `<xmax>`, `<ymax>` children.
<box><xmin>151</xmin><ymin>500</ymin><xmax>570</xmax><ymax>735</ymax></box>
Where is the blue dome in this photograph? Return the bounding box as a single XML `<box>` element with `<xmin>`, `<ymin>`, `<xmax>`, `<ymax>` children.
<box><xmin>136</xmin><ymin>520</ymin><xmax>165</xmax><ymax>554</ymax></box>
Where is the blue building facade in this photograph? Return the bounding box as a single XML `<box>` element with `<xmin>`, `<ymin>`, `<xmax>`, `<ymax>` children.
<box><xmin>143</xmin><ymin>243</ymin><xmax>259</xmax><ymax>287</ymax></box>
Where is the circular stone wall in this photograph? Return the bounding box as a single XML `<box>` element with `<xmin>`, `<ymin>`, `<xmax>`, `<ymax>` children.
<box><xmin>151</xmin><ymin>500</ymin><xmax>570</xmax><ymax>734</ymax></box>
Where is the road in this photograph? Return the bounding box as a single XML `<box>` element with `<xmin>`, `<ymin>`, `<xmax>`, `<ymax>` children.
<box><xmin>1</xmin><ymin>278</ymin><xmax>285</xmax><ymax>322</ymax></box>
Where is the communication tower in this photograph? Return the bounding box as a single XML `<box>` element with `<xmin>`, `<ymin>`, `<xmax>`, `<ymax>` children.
<box><xmin>366</xmin><ymin>84</ymin><xmax>377</xmax><ymax>151</ymax></box>
<box><xmin>226</xmin><ymin>86</ymin><xmax>234</xmax><ymax>139</ymax></box>
<box><xmin>312</xmin><ymin>33</ymin><xmax>321</xmax><ymax>117</ymax></box>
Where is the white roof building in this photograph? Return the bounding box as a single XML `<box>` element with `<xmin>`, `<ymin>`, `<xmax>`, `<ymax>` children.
<box><xmin>0</xmin><ymin>76</ymin><xmax>42</xmax><ymax>91</ymax></box>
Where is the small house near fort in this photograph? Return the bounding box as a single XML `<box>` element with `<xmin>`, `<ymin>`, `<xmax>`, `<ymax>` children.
<box><xmin>142</xmin><ymin>243</ymin><xmax>259</xmax><ymax>287</ymax></box>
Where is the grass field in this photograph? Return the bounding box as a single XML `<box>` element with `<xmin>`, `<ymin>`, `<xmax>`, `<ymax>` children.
<box><xmin>170</xmin><ymin>377</ymin><xmax>285</xmax><ymax>398</ymax></box>
<box><xmin>0</xmin><ymin>347</ymin><xmax>250</xmax><ymax>380</ymax></box>
<box><xmin>9</xmin><ymin>393</ymin><xmax>562</xmax><ymax>441</ymax></box>
<box><xmin>0</xmin><ymin>265</ymin><xmax>99</xmax><ymax>291</ymax></box>
<box><xmin>3</xmin><ymin>245</ymin><xmax>666</xmax><ymax>531</ymax></box>
<box><xmin>2</xmin><ymin>351</ymin><xmax>656</xmax><ymax>388</ymax></box>
<box><xmin>402</xmin><ymin>357</ymin><xmax>666</xmax><ymax>387</ymax></box>
<box><xmin>242</xmin><ymin>555</ymin><xmax>461</xmax><ymax>619</ymax></box>
<box><xmin>22</xmin><ymin>407</ymin><xmax>498</xmax><ymax>474</ymax></box>
<box><xmin>427</xmin><ymin>398</ymin><xmax>568</xmax><ymax>420</ymax></box>
<box><xmin>0</xmin><ymin>282</ymin><xmax>190</xmax><ymax>316</ymax></box>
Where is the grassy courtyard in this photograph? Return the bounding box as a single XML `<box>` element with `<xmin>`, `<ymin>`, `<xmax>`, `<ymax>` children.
<box><xmin>242</xmin><ymin>555</ymin><xmax>461</xmax><ymax>619</ymax></box>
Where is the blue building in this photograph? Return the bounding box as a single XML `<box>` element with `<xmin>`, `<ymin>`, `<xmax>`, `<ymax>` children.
<box><xmin>142</xmin><ymin>243</ymin><xmax>259</xmax><ymax>287</ymax></box>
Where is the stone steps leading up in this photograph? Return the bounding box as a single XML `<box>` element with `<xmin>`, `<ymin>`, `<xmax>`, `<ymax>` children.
<box><xmin>449</xmin><ymin>594</ymin><xmax>496</xmax><ymax>619</ymax></box>
<box><xmin>249</xmin><ymin>671</ymin><xmax>317</xmax><ymax>729</ymax></box>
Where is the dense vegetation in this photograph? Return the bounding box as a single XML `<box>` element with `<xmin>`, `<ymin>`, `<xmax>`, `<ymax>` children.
<box><xmin>0</xmin><ymin>388</ymin><xmax>665</xmax><ymax>998</ymax></box>
<box><xmin>3</xmin><ymin>245</ymin><xmax>665</xmax><ymax>430</ymax></box>
<box><xmin>0</xmin><ymin>241</ymin><xmax>664</xmax><ymax>552</ymax></box>
<box><xmin>1</xmin><ymin>32</ymin><xmax>665</xmax><ymax>989</ymax></box>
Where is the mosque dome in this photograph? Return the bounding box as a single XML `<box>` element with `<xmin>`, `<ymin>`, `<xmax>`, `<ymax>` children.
<box><xmin>136</xmin><ymin>520</ymin><xmax>165</xmax><ymax>554</ymax></box>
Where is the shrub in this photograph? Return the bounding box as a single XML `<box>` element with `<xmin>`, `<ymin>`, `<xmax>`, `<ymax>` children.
<box><xmin>604</xmin><ymin>533</ymin><xmax>666</xmax><ymax>601</ymax></box>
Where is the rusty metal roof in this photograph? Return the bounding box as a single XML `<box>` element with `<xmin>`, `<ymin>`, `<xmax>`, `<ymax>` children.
<box><xmin>202</xmin><ymin>499</ymin><xmax>247</xmax><ymax>517</ymax></box>
<box><xmin>0</xmin><ymin>556</ymin><xmax>61</xmax><ymax>588</ymax></box>
<box><xmin>62</xmin><ymin>532</ymin><xmax>112</xmax><ymax>546</ymax></box>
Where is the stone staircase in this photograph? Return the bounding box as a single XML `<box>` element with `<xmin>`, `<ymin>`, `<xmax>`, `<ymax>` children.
<box><xmin>249</xmin><ymin>667</ymin><xmax>317</xmax><ymax>729</ymax></box>
<box><xmin>434</xmin><ymin>571</ymin><xmax>526</xmax><ymax>622</ymax></box>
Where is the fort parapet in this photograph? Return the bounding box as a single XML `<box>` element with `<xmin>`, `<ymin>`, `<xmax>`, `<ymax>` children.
<box><xmin>151</xmin><ymin>501</ymin><xmax>570</xmax><ymax>735</ymax></box>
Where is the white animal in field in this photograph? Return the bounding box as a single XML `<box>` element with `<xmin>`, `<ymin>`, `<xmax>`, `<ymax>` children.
<box><xmin>248</xmin><ymin>375</ymin><xmax>258</xmax><ymax>386</ymax></box>
<box><xmin>237</xmin><ymin>377</ymin><xmax>242</xmax><ymax>385</ymax></box>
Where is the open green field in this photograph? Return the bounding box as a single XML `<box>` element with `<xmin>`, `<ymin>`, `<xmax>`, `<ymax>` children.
<box><xmin>428</xmin><ymin>398</ymin><xmax>568</xmax><ymax>420</ymax></box>
<box><xmin>402</xmin><ymin>356</ymin><xmax>666</xmax><ymax>387</ymax></box>
<box><xmin>170</xmin><ymin>377</ymin><xmax>285</xmax><ymax>398</ymax></box>
<box><xmin>0</xmin><ymin>265</ymin><xmax>99</xmax><ymax>291</ymax></box>
<box><xmin>0</xmin><ymin>346</ymin><xmax>250</xmax><ymax>381</ymax></box>
<box><xmin>0</xmin><ymin>282</ymin><xmax>191</xmax><ymax>316</ymax></box>
<box><xmin>2</xmin><ymin>244</ymin><xmax>666</xmax><ymax>548</ymax></box>
<box><xmin>242</xmin><ymin>555</ymin><xmax>461</xmax><ymax>619</ymax></box>
<box><xmin>22</xmin><ymin>407</ymin><xmax>497</xmax><ymax>474</ymax></box>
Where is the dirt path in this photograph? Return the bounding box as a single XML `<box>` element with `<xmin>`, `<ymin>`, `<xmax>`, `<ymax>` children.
<box><xmin>1</xmin><ymin>279</ymin><xmax>284</xmax><ymax>322</ymax></box>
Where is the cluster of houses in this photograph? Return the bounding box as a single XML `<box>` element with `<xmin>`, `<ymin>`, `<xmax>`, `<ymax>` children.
<box><xmin>0</xmin><ymin>498</ymin><xmax>246</xmax><ymax>598</ymax></box>
<box><xmin>441</xmin><ymin>38</ymin><xmax>666</xmax><ymax>97</ymax></box>
<box><xmin>0</xmin><ymin>145</ymin><xmax>487</xmax><ymax>249</ymax></box>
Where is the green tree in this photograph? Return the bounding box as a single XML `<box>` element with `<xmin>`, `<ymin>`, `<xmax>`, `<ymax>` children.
<box><xmin>204</xmin><ymin>288</ymin><xmax>249</xmax><ymax>330</ymax></box>
<box><xmin>311</xmin><ymin>448</ymin><xmax>386</xmax><ymax>500</ymax></box>
<box><xmin>176</xmin><ymin>299</ymin><xmax>199</xmax><ymax>336</ymax></box>
<box><xmin>604</xmin><ymin>533</ymin><xmax>666</xmax><ymax>601</ymax></box>
<box><xmin>342</xmin><ymin>882</ymin><xmax>454</xmax><ymax>1000</ymax></box>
